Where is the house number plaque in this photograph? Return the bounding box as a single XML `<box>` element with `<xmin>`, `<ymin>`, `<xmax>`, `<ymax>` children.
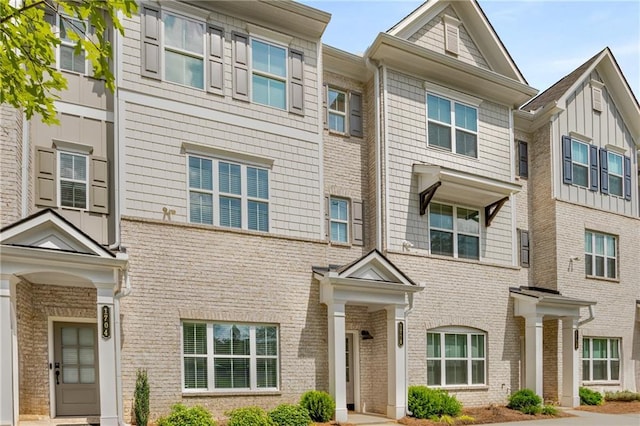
<box><xmin>398</xmin><ymin>321</ymin><xmax>404</xmax><ymax>348</ymax></box>
<box><xmin>102</xmin><ymin>306</ymin><xmax>111</xmax><ymax>339</ymax></box>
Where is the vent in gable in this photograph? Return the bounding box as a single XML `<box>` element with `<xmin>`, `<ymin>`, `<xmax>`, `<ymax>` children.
<box><xmin>591</xmin><ymin>79</ymin><xmax>604</xmax><ymax>112</ymax></box>
<box><xmin>443</xmin><ymin>15</ymin><xmax>460</xmax><ymax>56</ymax></box>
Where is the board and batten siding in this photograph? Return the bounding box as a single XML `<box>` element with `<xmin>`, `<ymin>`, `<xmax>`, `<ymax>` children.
<box><xmin>384</xmin><ymin>70</ymin><xmax>515</xmax><ymax>265</ymax></box>
<box><xmin>553</xmin><ymin>71</ymin><xmax>638</xmax><ymax>217</ymax></box>
<box><xmin>120</xmin><ymin>6</ymin><xmax>320</xmax><ymax>134</ymax></box>
<box><xmin>406</xmin><ymin>6</ymin><xmax>490</xmax><ymax>70</ymax></box>
<box><xmin>122</xmin><ymin>102</ymin><xmax>321</xmax><ymax>239</ymax></box>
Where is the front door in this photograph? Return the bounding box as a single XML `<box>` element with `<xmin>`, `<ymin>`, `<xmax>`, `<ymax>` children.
<box><xmin>54</xmin><ymin>322</ymin><xmax>100</xmax><ymax>416</ymax></box>
<box><xmin>346</xmin><ymin>334</ymin><xmax>354</xmax><ymax>410</ymax></box>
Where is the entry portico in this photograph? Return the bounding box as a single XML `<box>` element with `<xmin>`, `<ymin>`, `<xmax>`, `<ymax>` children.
<box><xmin>0</xmin><ymin>209</ymin><xmax>128</xmax><ymax>426</ymax></box>
<box><xmin>511</xmin><ymin>286</ymin><xmax>596</xmax><ymax>407</ymax></box>
<box><xmin>314</xmin><ymin>250</ymin><xmax>423</xmax><ymax>422</ymax></box>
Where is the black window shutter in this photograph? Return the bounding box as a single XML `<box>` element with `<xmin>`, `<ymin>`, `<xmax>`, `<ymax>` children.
<box><xmin>519</xmin><ymin>229</ymin><xmax>530</xmax><ymax>268</ymax></box>
<box><xmin>589</xmin><ymin>145</ymin><xmax>598</xmax><ymax>191</ymax></box>
<box><xmin>599</xmin><ymin>148</ymin><xmax>609</xmax><ymax>195</ymax></box>
<box><xmin>623</xmin><ymin>155</ymin><xmax>632</xmax><ymax>201</ymax></box>
<box><xmin>141</xmin><ymin>5</ymin><xmax>161</xmax><ymax>80</ymax></box>
<box><xmin>518</xmin><ymin>141</ymin><xmax>528</xmax><ymax>178</ymax></box>
<box><xmin>349</xmin><ymin>92</ymin><xmax>362</xmax><ymax>137</ymax></box>
<box><xmin>562</xmin><ymin>135</ymin><xmax>572</xmax><ymax>184</ymax></box>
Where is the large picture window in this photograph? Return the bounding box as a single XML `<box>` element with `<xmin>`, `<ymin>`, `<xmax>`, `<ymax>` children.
<box><xmin>252</xmin><ymin>39</ymin><xmax>287</xmax><ymax>109</ymax></box>
<box><xmin>427</xmin><ymin>94</ymin><xmax>478</xmax><ymax>157</ymax></box>
<box><xmin>584</xmin><ymin>231</ymin><xmax>616</xmax><ymax>279</ymax></box>
<box><xmin>182</xmin><ymin>322</ymin><xmax>279</xmax><ymax>391</ymax></box>
<box><xmin>188</xmin><ymin>156</ymin><xmax>270</xmax><ymax>232</ymax></box>
<box><xmin>429</xmin><ymin>203</ymin><xmax>480</xmax><ymax>260</ymax></box>
<box><xmin>427</xmin><ymin>329</ymin><xmax>486</xmax><ymax>386</ymax></box>
<box><xmin>582</xmin><ymin>337</ymin><xmax>620</xmax><ymax>382</ymax></box>
<box><xmin>164</xmin><ymin>13</ymin><xmax>205</xmax><ymax>89</ymax></box>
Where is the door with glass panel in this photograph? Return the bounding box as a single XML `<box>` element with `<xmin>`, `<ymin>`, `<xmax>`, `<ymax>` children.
<box><xmin>345</xmin><ymin>334</ymin><xmax>355</xmax><ymax>410</ymax></box>
<box><xmin>54</xmin><ymin>322</ymin><xmax>100</xmax><ymax>416</ymax></box>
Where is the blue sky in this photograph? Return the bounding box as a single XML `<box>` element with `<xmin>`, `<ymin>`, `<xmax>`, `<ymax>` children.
<box><xmin>300</xmin><ymin>0</ymin><xmax>640</xmax><ymax>100</ymax></box>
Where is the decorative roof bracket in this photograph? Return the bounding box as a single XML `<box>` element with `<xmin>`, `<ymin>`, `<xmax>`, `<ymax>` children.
<box><xmin>419</xmin><ymin>181</ymin><xmax>442</xmax><ymax>216</ymax></box>
<box><xmin>485</xmin><ymin>196</ymin><xmax>509</xmax><ymax>227</ymax></box>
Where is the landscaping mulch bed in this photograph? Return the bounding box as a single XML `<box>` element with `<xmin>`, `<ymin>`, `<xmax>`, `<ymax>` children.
<box><xmin>397</xmin><ymin>405</ymin><xmax>574</xmax><ymax>425</ymax></box>
<box><xmin>574</xmin><ymin>400</ymin><xmax>640</xmax><ymax>414</ymax></box>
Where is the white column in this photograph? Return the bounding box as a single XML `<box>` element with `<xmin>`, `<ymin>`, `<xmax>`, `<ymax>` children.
<box><xmin>0</xmin><ymin>278</ymin><xmax>15</xmax><ymax>426</ymax></box>
<box><xmin>524</xmin><ymin>314</ymin><xmax>543</xmax><ymax>398</ymax></box>
<box><xmin>386</xmin><ymin>305</ymin><xmax>406</xmax><ymax>420</ymax></box>
<box><xmin>97</xmin><ymin>287</ymin><xmax>119</xmax><ymax>426</ymax></box>
<box><xmin>327</xmin><ymin>303</ymin><xmax>347</xmax><ymax>422</ymax></box>
<box><xmin>561</xmin><ymin>317</ymin><xmax>580</xmax><ymax>407</ymax></box>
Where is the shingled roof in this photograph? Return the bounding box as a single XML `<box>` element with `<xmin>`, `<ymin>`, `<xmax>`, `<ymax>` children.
<box><xmin>521</xmin><ymin>48</ymin><xmax>606</xmax><ymax>112</ymax></box>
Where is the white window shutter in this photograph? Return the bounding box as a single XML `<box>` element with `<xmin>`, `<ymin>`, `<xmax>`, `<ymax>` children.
<box><xmin>592</xmin><ymin>86</ymin><xmax>602</xmax><ymax>112</ymax></box>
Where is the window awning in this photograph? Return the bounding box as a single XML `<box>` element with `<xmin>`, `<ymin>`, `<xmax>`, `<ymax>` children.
<box><xmin>413</xmin><ymin>164</ymin><xmax>521</xmax><ymax>225</ymax></box>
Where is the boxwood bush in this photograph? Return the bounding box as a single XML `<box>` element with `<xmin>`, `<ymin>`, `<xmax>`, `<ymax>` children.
<box><xmin>605</xmin><ymin>390</ymin><xmax>640</xmax><ymax>402</ymax></box>
<box><xmin>300</xmin><ymin>390</ymin><xmax>335</xmax><ymax>422</ymax></box>
<box><xmin>268</xmin><ymin>403</ymin><xmax>312</xmax><ymax>426</ymax></box>
<box><xmin>507</xmin><ymin>389</ymin><xmax>542</xmax><ymax>414</ymax></box>
<box><xmin>579</xmin><ymin>387</ymin><xmax>603</xmax><ymax>405</ymax></box>
<box><xmin>407</xmin><ymin>386</ymin><xmax>462</xmax><ymax>419</ymax></box>
<box><xmin>227</xmin><ymin>407</ymin><xmax>274</xmax><ymax>426</ymax></box>
<box><xmin>156</xmin><ymin>403</ymin><xmax>216</xmax><ymax>426</ymax></box>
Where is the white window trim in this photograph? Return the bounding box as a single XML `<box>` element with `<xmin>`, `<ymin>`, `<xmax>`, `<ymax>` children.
<box><xmin>329</xmin><ymin>197</ymin><xmax>349</xmax><ymax>243</ymax></box>
<box><xmin>181</xmin><ymin>321</ymin><xmax>279</xmax><ymax>393</ymax></box>
<box><xmin>585</xmin><ymin>231</ymin><xmax>617</xmax><ymax>279</ymax></box>
<box><xmin>328</xmin><ymin>88</ymin><xmax>348</xmax><ymax>134</ymax></box>
<box><xmin>570</xmin><ymin>138</ymin><xmax>590</xmax><ymax>188</ymax></box>
<box><xmin>58</xmin><ymin>151</ymin><xmax>89</xmax><ymax>210</ymax></box>
<box><xmin>161</xmin><ymin>10</ymin><xmax>206</xmax><ymax>90</ymax></box>
<box><xmin>429</xmin><ymin>202</ymin><xmax>481</xmax><ymax>260</ymax></box>
<box><xmin>426</xmin><ymin>92</ymin><xmax>479</xmax><ymax>158</ymax></box>
<box><xmin>187</xmin><ymin>155</ymin><xmax>271</xmax><ymax>232</ymax></box>
<box><xmin>56</xmin><ymin>14</ymin><xmax>90</xmax><ymax>75</ymax></box>
<box><xmin>582</xmin><ymin>337</ymin><xmax>620</xmax><ymax>384</ymax></box>
<box><xmin>249</xmin><ymin>37</ymin><xmax>289</xmax><ymax>110</ymax></box>
<box><xmin>427</xmin><ymin>327</ymin><xmax>487</xmax><ymax>388</ymax></box>
<box><xmin>607</xmin><ymin>151</ymin><xmax>624</xmax><ymax>197</ymax></box>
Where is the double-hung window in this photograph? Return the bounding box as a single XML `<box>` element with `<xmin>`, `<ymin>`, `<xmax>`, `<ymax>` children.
<box><xmin>582</xmin><ymin>337</ymin><xmax>620</xmax><ymax>382</ymax></box>
<box><xmin>584</xmin><ymin>231</ymin><xmax>616</xmax><ymax>279</ymax></box>
<box><xmin>607</xmin><ymin>152</ymin><xmax>623</xmax><ymax>197</ymax></box>
<box><xmin>571</xmin><ymin>140</ymin><xmax>589</xmax><ymax>188</ymax></box>
<box><xmin>429</xmin><ymin>203</ymin><xmax>480</xmax><ymax>260</ymax></box>
<box><xmin>188</xmin><ymin>156</ymin><xmax>269</xmax><ymax>231</ymax></box>
<box><xmin>330</xmin><ymin>198</ymin><xmax>349</xmax><ymax>243</ymax></box>
<box><xmin>427</xmin><ymin>329</ymin><xmax>486</xmax><ymax>386</ymax></box>
<box><xmin>164</xmin><ymin>13</ymin><xmax>205</xmax><ymax>89</ymax></box>
<box><xmin>59</xmin><ymin>152</ymin><xmax>88</xmax><ymax>209</ymax></box>
<box><xmin>59</xmin><ymin>15</ymin><xmax>87</xmax><ymax>73</ymax></box>
<box><xmin>182</xmin><ymin>322</ymin><xmax>279</xmax><ymax>391</ymax></box>
<box><xmin>427</xmin><ymin>94</ymin><xmax>478</xmax><ymax>157</ymax></box>
<box><xmin>252</xmin><ymin>39</ymin><xmax>287</xmax><ymax>109</ymax></box>
<box><xmin>328</xmin><ymin>89</ymin><xmax>347</xmax><ymax>133</ymax></box>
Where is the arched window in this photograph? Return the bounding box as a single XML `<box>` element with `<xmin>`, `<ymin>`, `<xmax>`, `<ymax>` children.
<box><xmin>426</xmin><ymin>326</ymin><xmax>486</xmax><ymax>386</ymax></box>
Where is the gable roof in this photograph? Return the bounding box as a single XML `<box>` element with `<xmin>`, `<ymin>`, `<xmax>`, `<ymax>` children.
<box><xmin>387</xmin><ymin>0</ymin><xmax>528</xmax><ymax>84</ymax></box>
<box><xmin>1</xmin><ymin>208</ymin><xmax>115</xmax><ymax>258</ymax></box>
<box><xmin>520</xmin><ymin>47</ymin><xmax>640</xmax><ymax>142</ymax></box>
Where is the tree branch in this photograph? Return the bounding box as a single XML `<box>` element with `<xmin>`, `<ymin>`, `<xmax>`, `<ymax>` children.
<box><xmin>0</xmin><ymin>0</ymin><xmax>47</xmax><ymax>25</ymax></box>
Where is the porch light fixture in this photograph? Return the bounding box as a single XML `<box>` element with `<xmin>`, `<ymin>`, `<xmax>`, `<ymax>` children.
<box><xmin>361</xmin><ymin>330</ymin><xmax>374</xmax><ymax>340</ymax></box>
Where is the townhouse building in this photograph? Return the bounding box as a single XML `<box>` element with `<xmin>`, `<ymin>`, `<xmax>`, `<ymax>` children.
<box><xmin>0</xmin><ymin>1</ymin><xmax>638</xmax><ymax>425</ymax></box>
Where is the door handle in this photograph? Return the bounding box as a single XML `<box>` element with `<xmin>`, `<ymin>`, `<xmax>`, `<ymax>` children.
<box><xmin>54</xmin><ymin>363</ymin><xmax>60</xmax><ymax>385</ymax></box>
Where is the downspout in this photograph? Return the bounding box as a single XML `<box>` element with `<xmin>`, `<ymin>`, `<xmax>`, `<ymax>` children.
<box><xmin>365</xmin><ymin>58</ymin><xmax>382</xmax><ymax>250</ymax></box>
<box><xmin>382</xmin><ymin>64</ymin><xmax>389</xmax><ymax>252</ymax></box>
<box><xmin>114</xmin><ymin>257</ymin><xmax>131</xmax><ymax>426</ymax></box>
<box><xmin>21</xmin><ymin>112</ymin><xmax>29</xmax><ymax>218</ymax></box>
<box><xmin>578</xmin><ymin>305</ymin><xmax>595</xmax><ymax>327</ymax></box>
<box><xmin>404</xmin><ymin>292</ymin><xmax>415</xmax><ymax>417</ymax></box>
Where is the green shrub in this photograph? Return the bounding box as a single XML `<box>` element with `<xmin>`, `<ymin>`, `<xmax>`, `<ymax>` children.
<box><xmin>579</xmin><ymin>387</ymin><xmax>603</xmax><ymax>406</ymax></box>
<box><xmin>227</xmin><ymin>407</ymin><xmax>274</xmax><ymax>426</ymax></box>
<box><xmin>299</xmin><ymin>391</ymin><xmax>335</xmax><ymax>422</ymax></box>
<box><xmin>134</xmin><ymin>369</ymin><xmax>150</xmax><ymax>426</ymax></box>
<box><xmin>541</xmin><ymin>405</ymin><xmax>558</xmax><ymax>416</ymax></box>
<box><xmin>156</xmin><ymin>404</ymin><xmax>216</xmax><ymax>426</ymax></box>
<box><xmin>604</xmin><ymin>390</ymin><xmax>640</xmax><ymax>402</ymax></box>
<box><xmin>407</xmin><ymin>386</ymin><xmax>462</xmax><ymax>419</ymax></box>
<box><xmin>268</xmin><ymin>404</ymin><xmax>312</xmax><ymax>426</ymax></box>
<box><xmin>438</xmin><ymin>414</ymin><xmax>454</xmax><ymax>425</ymax></box>
<box><xmin>507</xmin><ymin>389</ymin><xmax>542</xmax><ymax>413</ymax></box>
<box><xmin>520</xmin><ymin>404</ymin><xmax>542</xmax><ymax>415</ymax></box>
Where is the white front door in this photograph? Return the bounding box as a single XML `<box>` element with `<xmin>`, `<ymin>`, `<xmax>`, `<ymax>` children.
<box><xmin>346</xmin><ymin>334</ymin><xmax>354</xmax><ymax>410</ymax></box>
<box><xmin>54</xmin><ymin>322</ymin><xmax>100</xmax><ymax>416</ymax></box>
